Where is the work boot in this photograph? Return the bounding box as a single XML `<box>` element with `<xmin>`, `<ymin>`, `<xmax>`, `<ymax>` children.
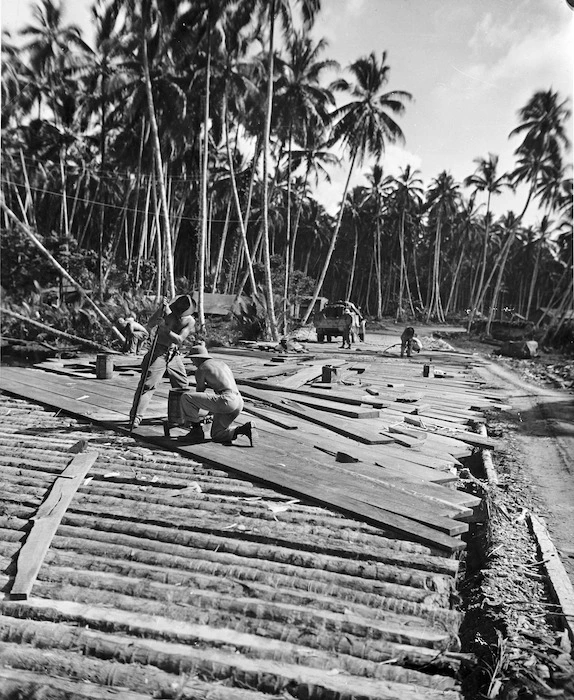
<box><xmin>178</xmin><ymin>423</ymin><xmax>205</xmax><ymax>444</ymax></box>
<box><xmin>233</xmin><ymin>421</ymin><xmax>255</xmax><ymax>447</ymax></box>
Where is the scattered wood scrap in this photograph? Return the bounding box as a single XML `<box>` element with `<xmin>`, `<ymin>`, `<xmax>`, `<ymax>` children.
<box><xmin>10</xmin><ymin>448</ymin><xmax>98</xmax><ymax>600</ymax></box>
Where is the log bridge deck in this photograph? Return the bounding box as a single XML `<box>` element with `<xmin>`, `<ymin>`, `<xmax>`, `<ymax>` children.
<box><xmin>0</xmin><ymin>343</ymin><xmax>510</xmax><ymax>699</ymax></box>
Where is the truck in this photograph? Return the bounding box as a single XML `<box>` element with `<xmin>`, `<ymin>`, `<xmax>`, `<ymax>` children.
<box><xmin>314</xmin><ymin>301</ymin><xmax>365</xmax><ymax>343</ymax></box>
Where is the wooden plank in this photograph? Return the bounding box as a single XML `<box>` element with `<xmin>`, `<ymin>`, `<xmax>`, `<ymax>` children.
<box><xmin>241</xmin><ymin>405</ymin><xmax>299</xmax><ymax>430</ymax></box>
<box><xmin>0</xmin><ymin>373</ymin><xmax>127</xmax><ymax>423</ymax></box>
<box><xmin>237</xmin><ymin>385</ymin><xmax>392</xmax><ymax>444</ymax></box>
<box><xmin>387</xmin><ymin>425</ymin><xmax>475</xmax><ymax>456</ymax></box>
<box><xmin>10</xmin><ymin>450</ymin><xmax>98</xmax><ymax>600</ymax></box>
<box><xmin>292</xmin><ymin>423</ymin><xmax>460</xmax><ymax>483</ymax></box>
<box><xmin>238</xmin><ymin>378</ymin><xmax>389</xmax><ymax>408</ymax></box>
<box><xmin>2</xmin><ymin>365</ymin><xmax>466</xmax><ymax>551</ymax></box>
<box><xmin>310</xmin><ymin>446</ymin><xmax>473</xmax><ymax>521</ymax></box>
<box><xmin>529</xmin><ymin>513</ymin><xmax>574</xmax><ymax>645</ymax></box>
<box><xmin>403</xmin><ymin>416</ymin><xmax>498</xmax><ymax>450</ymax></box>
<box><xmin>270</xmin><ymin>391</ymin><xmax>381</xmax><ymax>419</ymax></box>
<box><xmin>273</xmin><ymin>365</ymin><xmax>323</xmax><ymax>388</ymax></box>
<box><xmin>125</xmin><ymin>425</ymin><xmax>466</xmax><ymax>552</ymax></box>
<box><xmin>239</xmin><ymin>363</ymin><xmax>302</xmax><ymax>380</ymax></box>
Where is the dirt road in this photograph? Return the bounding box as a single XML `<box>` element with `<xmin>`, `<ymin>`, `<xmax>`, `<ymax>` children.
<box><xmin>474</xmin><ymin>360</ymin><xmax>574</xmax><ymax>583</ymax></box>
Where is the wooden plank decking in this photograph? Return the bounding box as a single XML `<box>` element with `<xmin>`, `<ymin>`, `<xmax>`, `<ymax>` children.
<box><xmin>0</xmin><ymin>343</ymin><xmax>506</xmax><ymax>553</ymax></box>
<box><xmin>0</xmin><ymin>343</ymin><xmax>506</xmax><ymax>698</ymax></box>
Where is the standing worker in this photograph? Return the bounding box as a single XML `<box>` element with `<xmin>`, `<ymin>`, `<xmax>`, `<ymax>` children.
<box><xmin>178</xmin><ymin>343</ymin><xmax>254</xmax><ymax>446</ymax></box>
<box><xmin>129</xmin><ymin>295</ymin><xmax>196</xmax><ymax>429</ymax></box>
<box><xmin>340</xmin><ymin>307</ymin><xmax>353</xmax><ymax>349</ymax></box>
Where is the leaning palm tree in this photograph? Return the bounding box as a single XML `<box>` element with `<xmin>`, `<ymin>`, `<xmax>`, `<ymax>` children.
<box><xmin>302</xmin><ymin>51</ymin><xmax>412</xmax><ymax>325</ymax></box>
<box><xmin>484</xmin><ymin>89</ymin><xmax>571</xmax><ymax>334</ymax></box>
<box><xmin>464</xmin><ymin>154</ymin><xmax>510</xmax><ymax>328</ymax></box>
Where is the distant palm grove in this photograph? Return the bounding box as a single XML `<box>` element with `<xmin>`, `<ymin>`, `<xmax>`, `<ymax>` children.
<box><xmin>1</xmin><ymin>0</ymin><xmax>572</xmax><ymax>342</ymax></box>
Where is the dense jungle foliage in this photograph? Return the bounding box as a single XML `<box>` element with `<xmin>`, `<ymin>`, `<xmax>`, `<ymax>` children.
<box><xmin>1</xmin><ymin>0</ymin><xmax>572</xmax><ymax>347</ymax></box>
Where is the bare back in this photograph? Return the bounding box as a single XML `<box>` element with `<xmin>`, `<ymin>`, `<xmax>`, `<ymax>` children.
<box><xmin>195</xmin><ymin>359</ymin><xmax>239</xmax><ymax>394</ymax></box>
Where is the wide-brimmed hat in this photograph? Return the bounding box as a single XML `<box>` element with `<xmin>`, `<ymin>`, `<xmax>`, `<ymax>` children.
<box><xmin>169</xmin><ymin>294</ymin><xmax>196</xmax><ymax>316</ymax></box>
<box><xmin>189</xmin><ymin>343</ymin><xmax>212</xmax><ymax>360</ymax></box>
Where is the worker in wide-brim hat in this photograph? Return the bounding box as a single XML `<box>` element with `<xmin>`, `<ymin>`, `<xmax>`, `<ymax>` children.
<box><xmin>129</xmin><ymin>295</ymin><xmax>196</xmax><ymax>428</ymax></box>
<box><xmin>178</xmin><ymin>343</ymin><xmax>255</xmax><ymax>446</ymax></box>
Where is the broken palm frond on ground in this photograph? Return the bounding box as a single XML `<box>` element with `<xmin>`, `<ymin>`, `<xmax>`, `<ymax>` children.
<box><xmin>0</xmin><ymin>341</ymin><xmax>572</xmax><ymax>699</ymax></box>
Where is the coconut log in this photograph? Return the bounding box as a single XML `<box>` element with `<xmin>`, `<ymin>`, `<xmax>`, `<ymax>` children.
<box><xmin>0</xmin><ymin>613</ymin><xmax>461</xmax><ymax>692</ymax></box>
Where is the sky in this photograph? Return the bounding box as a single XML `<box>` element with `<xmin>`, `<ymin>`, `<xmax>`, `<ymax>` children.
<box><xmin>1</xmin><ymin>0</ymin><xmax>573</xmax><ymax>226</ymax></box>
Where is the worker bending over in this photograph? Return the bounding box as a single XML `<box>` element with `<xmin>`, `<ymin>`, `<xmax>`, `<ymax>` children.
<box><xmin>117</xmin><ymin>316</ymin><xmax>149</xmax><ymax>354</ymax></box>
<box><xmin>179</xmin><ymin>344</ymin><xmax>254</xmax><ymax>446</ymax></box>
<box><xmin>400</xmin><ymin>326</ymin><xmax>422</xmax><ymax>357</ymax></box>
<box><xmin>129</xmin><ymin>295</ymin><xmax>196</xmax><ymax>428</ymax></box>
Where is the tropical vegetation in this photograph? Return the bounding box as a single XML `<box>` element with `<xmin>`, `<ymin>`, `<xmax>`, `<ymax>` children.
<box><xmin>1</xmin><ymin>0</ymin><xmax>572</xmax><ymax>348</ymax></box>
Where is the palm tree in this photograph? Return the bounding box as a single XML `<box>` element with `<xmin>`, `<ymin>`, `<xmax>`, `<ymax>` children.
<box><xmin>509</xmin><ymin>90</ymin><xmax>570</xmax><ymax>220</ymax></box>
<box><xmin>288</xmin><ymin>133</ymin><xmax>338</xmax><ymax>275</ymax></box>
<box><xmin>464</xmin><ymin>154</ymin><xmax>510</xmax><ymax>327</ymax></box>
<box><xmin>483</xmin><ymin>89</ymin><xmax>571</xmax><ymax>334</ymax></box>
<box><xmin>340</xmin><ymin>187</ymin><xmax>367</xmax><ymax>301</ymax></box>
<box><xmin>253</xmin><ymin>0</ymin><xmax>321</xmax><ymax>340</ymax></box>
<box><xmin>363</xmin><ymin>164</ymin><xmax>393</xmax><ymax>317</ymax></box>
<box><xmin>1</xmin><ymin>32</ymin><xmax>39</xmax><ymax>127</ymax></box>
<box><xmin>389</xmin><ymin>165</ymin><xmax>423</xmax><ymax>319</ymax></box>
<box><xmin>484</xmin><ymin>212</ymin><xmax>521</xmax><ymax>331</ymax></box>
<box><xmin>274</xmin><ymin>32</ymin><xmax>336</xmax><ymax>332</ymax></box>
<box><xmin>302</xmin><ymin>51</ymin><xmax>412</xmax><ymax>325</ymax></box>
<box><xmin>525</xmin><ymin>215</ymin><xmax>555</xmax><ymax>319</ymax></box>
<box><xmin>424</xmin><ymin>171</ymin><xmax>461</xmax><ymax>322</ymax></box>
<box><xmin>20</xmin><ymin>0</ymin><xmax>89</xmax><ymax>124</ymax></box>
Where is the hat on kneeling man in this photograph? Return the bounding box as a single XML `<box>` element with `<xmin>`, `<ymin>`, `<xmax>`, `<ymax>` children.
<box><xmin>189</xmin><ymin>343</ymin><xmax>213</xmax><ymax>360</ymax></box>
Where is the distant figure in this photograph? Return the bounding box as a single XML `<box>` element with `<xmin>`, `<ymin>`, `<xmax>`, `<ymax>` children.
<box><xmin>129</xmin><ymin>295</ymin><xmax>196</xmax><ymax>429</ymax></box>
<box><xmin>179</xmin><ymin>344</ymin><xmax>254</xmax><ymax>446</ymax></box>
<box><xmin>117</xmin><ymin>316</ymin><xmax>149</xmax><ymax>354</ymax></box>
<box><xmin>279</xmin><ymin>337</ymin><xmax>306</xmax><ymax>353</ymax></box>
<box><xmin>400</xmin><ymin>326</ymin><xmax>422</xmax><ymax>357</ymax></box>
<box><xmin>340</xmin><ymin>308</ymin><xmax>353</xmax><ymax>349</ymax></box>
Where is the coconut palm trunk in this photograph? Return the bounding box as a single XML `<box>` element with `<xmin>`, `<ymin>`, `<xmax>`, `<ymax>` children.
<box><xmin>140</xmin><ymin>19</ymin><xmax>175</xmax><ymax>299</ymax></box>
<box><xmin>260</xmin><ymin>0</ymin><xmax>280</xmax><ymax>340</ymax></box>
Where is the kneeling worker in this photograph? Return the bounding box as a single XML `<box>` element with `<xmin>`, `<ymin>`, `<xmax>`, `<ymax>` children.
<box><xmin>178</xmin><ymin>344</ymin><xmax>254</xmax><ymax>446</ymax></box>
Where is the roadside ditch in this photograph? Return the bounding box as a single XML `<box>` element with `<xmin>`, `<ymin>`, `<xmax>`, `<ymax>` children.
<box><xmin>456</xmin><ymin>417</ymin><xmax>574</xmax><ymax>699</ymax></box>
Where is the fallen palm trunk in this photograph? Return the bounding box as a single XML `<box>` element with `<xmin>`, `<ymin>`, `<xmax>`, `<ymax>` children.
<box><xmin>1</xmin><ymin>308</ymin><xmax>119</xmax><ymax>354</ymax></box>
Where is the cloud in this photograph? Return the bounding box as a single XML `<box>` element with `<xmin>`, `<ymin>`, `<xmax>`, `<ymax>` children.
<box><xmin>463</xmin><ymin>7</ymin><xmax>572</xmax><ymax>99</ymax></box>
